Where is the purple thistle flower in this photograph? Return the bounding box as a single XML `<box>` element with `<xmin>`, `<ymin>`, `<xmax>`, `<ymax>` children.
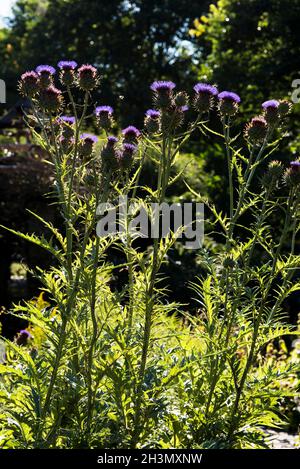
<box><xmin>57</xmin><ymin>60</ymin><xmax>78</xmax><ymax>70</ymax></box>
<box><xmin>58</xmin><ymin>116</ymin><xmax>76</xmax><ymax>125</ymax></box>
<box><xmin>262</xmin><ymin>100</ymin><xmax>279</xmax><ymax>110</ymax></box>
<box><xmin>122</xmin><ymin>126</ymin><xmax>141</xmax><ymax>140</ymax></box>
<box><xmin>36</xmin><ymin>65</ymin><xmax>56</xmax><ymax>75</ymax></box>
<box><xmin>180</xmin><ymin>105</ymin><xmax>189</xmax><ymax>112</ymax></box>
<box><xmin>123</xmin><ymin>143</ymin><xmax>137</xmax><ymax>153</ymax></box>
<box><xmin>194</xmin><ymin>83</ymin><xmax>218</xmax><ymax>96</ymax></box>
<box><xmin>78</xmin><ymin>64</ymin><xmax>97</xmax><ymax>74</ymax></box>
<box><xmin>95</xmin><ymin>105</ymin><xmax>113</xmax><ymax>116</ymax></box>
<box><xmin>150</xmin><ymin>81</ymin><xmax>176</xmax><ymax>92</ymax></box>
<box><xmin>146</xmin><ymin>109</ymin><xmax>160</xmax><ymax>119</ymax></box>
<box><xmin>20</xmin><ymin>330</ymin><xmax>32</xmax><ymax>338</ymax></box>
<box><xmin>290</xmin><ymin>161</ymin><xmax>300</xmax><ymax>169</ymax></box>
<box><xmin>218</xmin><ymin>91</ymin><xmax>241</xmax><ymax>103</ymax></box>
<box><xmin>107</xmin><ymin>136</ymin><xmax>118</xmax><ymax>145</ymax></box>
<box><xmin>119</xmin><ymin>143</ymin><xmax>137</xmax><ymax>169</ymax></box>
<box><xmin>21</xmin><ymin>70</ymin><xmax>38</xmax><ymax>81</ymax></box>
<box><xmin>80</xmin><ymin>133</ymin><xmax>98</xmax><ymax>143</ymax></box>
<box><xmin>16</xmin><ymin>329</ymin><xmax>32</xmax><ymax>346</ymax></box>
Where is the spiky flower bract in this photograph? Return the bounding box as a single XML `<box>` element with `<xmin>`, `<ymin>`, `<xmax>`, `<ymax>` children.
<box><xmin>19</xmin><ymin>71</ymin><xmax>39</xmax><ymax>97</ymax></box>
<box><xmin>122</xmin><ymin>126</ymin><xmax>141</xmax><ymax>143</ymax></box>
<box><xmin>38</xmin><ymin>85</ymin><xmax>63</xmax><ymax>113</ymax></box>
<box><xmin>78</xmin><ymin>64</ymin><xmax>98</xmax><ymax>90</ymax></box>
<box><xmin>245</xmin><ymin>116</ymin><xmax>268</xmax><ymax>144</ymax></box>
<box><xmin>150</xmin><ymin>81</ymin><xmax>176</xmax><ymax>109</ymax></box>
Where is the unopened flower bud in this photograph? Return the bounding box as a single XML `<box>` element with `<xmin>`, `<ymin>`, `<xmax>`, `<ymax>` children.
<box><xmin>283</xmin><ymin>161</ymin><xmax>300</xmax><ymax>187</ymax></box>
<box><xmin>78</xmin><ymin>64</ymin><xmax>98</xmax><ymax>91</ymax></box>
<box><xmin>19</xmin><ymin>71</ymin><xmax>39</xmax><ymax>97</ymax></box>
<box><xmin>278</xmin><ymin>100</ymin><xmax>292</xmax><ymax>117</ymax></box>
<box><xmin>60</xmin><ymin>136</ymin><xmax>74</xmax><ymax>154</ymax></box>
<box><xmin>39</xmin><ymin>85</ymin><xmax>63</xmax><ymax>113</ymax></box>
<box><xmin>101</xmin><ymin>136</ymin><xmax>119</xmax><ymax>171</ymax></box>
<box><xmin>244</xmin><ymin>116</ymin><xmax>268</xmax><ymax>144</ymax></box>
<box><xmin>79</xmin><ymin>133</ymin><xmax>98</xmax><ymax>159</ymax></box>
<box><xmin>118</xmin><ymin>143</ymin><xmax>137</xmax><ymax>170</ymax></box>
<box><xmin>261</xmin><ymin>160</ymin><xmax>283</xmax><ymax>190</ymax></box>
<box><xmin>175</xmin><ymin>91</ymin><xmax>189</xmax><ymax>108</ymax></box>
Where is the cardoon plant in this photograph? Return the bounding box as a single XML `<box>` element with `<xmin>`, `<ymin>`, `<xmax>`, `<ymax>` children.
<box><xmin>0</xmin><ymin>63</ymin><xmax>298</xmax><ymax>451</ymax></box>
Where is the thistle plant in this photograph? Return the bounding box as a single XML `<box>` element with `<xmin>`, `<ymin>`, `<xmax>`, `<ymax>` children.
<box><xmin>0</xmin><ymin>62</ymin><xmax>299</xmax><ymax>449</ymax></box>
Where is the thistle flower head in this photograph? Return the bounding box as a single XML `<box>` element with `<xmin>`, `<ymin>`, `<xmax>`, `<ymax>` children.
<box><xmin>36</xmin><ymin>65</ymin><xmax>56</xmax><ymax>88</ymax></box>
<box><xmin>78</xmin><ymin>64</ymin><xmax>98</xmax><ymax>90</ymax></box>
<box><xmin>174</xmin><ymin>91</ymin><xmax>189</xmax><ymax>108</ymax></box>
<box><xmin>57</xmin><ymin>116</ymin><xmax>76</xmax><ymax>138</ymax></box>
<box><xmin>146</xmin><ymin>109</ymin><xmax>160</xmax><ymax>119</ymax></box>
<box><xmin>180</xmin><ymin>105</ymin><xmax>189</xmax><ymax>112</ymax></box>
<box><xmin>95</xmin><ymin>105</ymin><xmax>113</xmax><ymax>116</ymax></box>
<box><xmin>145</xmin><ymin>109</ymin><xmax>160</xmax><ymax>133</ymax></box>
<box><xmin>261</xmin><ymin>160</ymin><xmax>283</xmax><ymax>190</ymax></box>
<box><xmin>262</xmin><ymin>100</ymin><xmax>280</xmax><ymax>126</ymax></box>
<box><xmin>79</xmin><ymin>133</ymin><xmax>98</xmax><ymax>159</ymax></box>
<box><xmin>16</xmin><ymin>329</ymin><xmax>32</xmax><ymax>346</ymax></box>
<box><xmin>58</xmin><ymin>116</ymin><xmax>76</xmax><ymax>125</ymax></box>
<box><xmin>218</xmin><ymin>91</ymin><xmax>241</xmax><ymax>115</ymax></box>
<box><xmin>244</xmin><ymin>116</ymin><xmax>268</xmax><ymax>144</ymax></box>
<box><xmin>107</xmin><ymin>136</ymin><xmax>118</xmax><ymax>145</ymax></box>
<box><xmin>19</xmin><ymin>71</ymin><xmax>39</xmax><ymax>97</ymax></box>
<box><xmin>95</xmin><ymin>106</ymin><xmax>113</xmax><ymax>129</ymax></box>
<box><xmin>218</xmin><ymin>91</ymin><xmax>241</xmax><ymax>103</ymax></box>
<box><xmin>193</xmin><ymin>83</ymin><xmax>218</xmax><ymax>113</ymax></box>
<box><xmin>262</xmin><ymin>100</ymin><xmax>279</xmax><ymax>110</ymax></box>
<box><xmin>59</xmin><ymin>136</ymin><xmax>74</xmax><ymax>153</ymax></box>
<box><xmin>278</xmin><ymin>100</ymin><xmax>292</xmax><ymax>116</ymax></box>
<box><xmin>151</xmin><ymin>81</ymin><xmax>176</xmax><ymax>109</ymax></box>
<box><xmin>36</xmin><ymin>65</ymin><xmax>56</xmax><ymax>76</ymax></box>
<box><xmin>80</xmin><ymin>133</ymin><xmax>98</xmax><ymax>143</ymax></box>
<box><xmin>101</xmin><ymin>138</ymin><xmax>119</xmax><ymax>170</ymax></box>
<box><xmin>194</xmin><ymin>83</ymin><xmax>218</xmax><ymax>96</ymax></box>
<box><xmin>122</xmin><ymin>126</ymin><xmax>141</xmax><ymax>142</ymax></box>
<box><xmin>290</xmin><ymin>161</ymin><xmax>300</xmax><ymax>170</ymax></box>
<box><xmin>284</xmin><ymin>161</ymin><xmax>300</xmax><ymax>187</ymax></box>
<box><xmin>150</xmin><ymin>81</ymin><xmax>176</xmax><ymax>92</ymax></box>
<box><xmin>123</xmin><ymin>143</ymin><xmax>137</xmax><ymax>153</ymax></box>
<box><xmin>38</xmin><ymin>85</ymin><xmax>63</xmax><ymax>113</ymax></box>
<box><xmin>119</xmin><ymin>143</ymin><xmax>137</xmax><ymax>169</ymax></box>
<box><xmin>58</xmin><ymin>61</ymin><xmax>78</xmax><ymax>85</ymax></box>
<box><xmin>57</xmin><ymin>60</ymin><xmax>78</xmax><ymax>70</ymax></box>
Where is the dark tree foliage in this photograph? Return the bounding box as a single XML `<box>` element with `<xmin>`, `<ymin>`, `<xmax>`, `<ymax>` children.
<box><xmin>191</xmin><ymin>0</ymin><xmax>300</xmax><ymax>151</ymax></box>
<box><xmin>0</xmin><ymin>0</ymin><xmax>208</xmax><ymax>124</ymax></box>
